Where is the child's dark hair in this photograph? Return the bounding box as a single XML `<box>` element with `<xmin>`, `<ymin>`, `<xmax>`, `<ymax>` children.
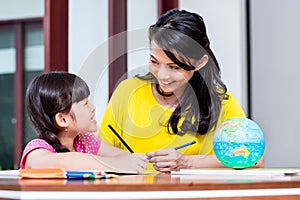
<box><xmin>141</xmin><ymin>9</ymin><xmax>227</xmax><ymax>135</ymax></box>
<box><xmin>26</xmin><ymin>71</ymin><xmax>90</xmax><ymax>152</ymax></box>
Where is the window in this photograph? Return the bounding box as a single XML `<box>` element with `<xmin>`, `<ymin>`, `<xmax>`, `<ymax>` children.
<box><xmin>0</xmin><ymin>27</ymin><xmax>15</xmax><ymax>169</ymax></box>
<box><xmin>0</xmin><ymin>19</ymin><xmax>43</xmax><ymax>169</ymax></box>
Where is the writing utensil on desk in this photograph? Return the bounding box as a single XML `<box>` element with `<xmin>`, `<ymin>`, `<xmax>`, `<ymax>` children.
<box><xmin>108</xmin><ymin>124</ymin><xmax>134</xmax><ymax>153</ymax></box>
<box><xmin>66</xmin><ymin>171</ymin><xmax>115</xmax><ymax>179</ymax></box>
<box><xmin>66</xmin><ymin>171</ymin><xmax>94</xmax><ymax>179</ymax></box>
<box><xmin>174</xmin><ymin>141</ymin><xmax>196</xmax><ymax>150</ymax></box>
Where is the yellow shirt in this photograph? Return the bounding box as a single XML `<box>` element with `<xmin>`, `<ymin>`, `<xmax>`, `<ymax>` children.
<box><xmin>99</xmin><ymin>78</ymin><xmax>245</xmax><ymax>169</ymax></box>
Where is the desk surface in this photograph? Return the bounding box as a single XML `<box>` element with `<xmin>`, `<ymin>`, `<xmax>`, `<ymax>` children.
<box><xmin>1</xmin><ymin>173</ymin><xmax>300</xmax><ymax>200</ymax></box>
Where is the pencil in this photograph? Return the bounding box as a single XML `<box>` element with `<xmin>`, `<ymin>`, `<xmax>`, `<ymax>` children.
<box><xmin>108</xmin><ymin>124</ymin><xmax>134</xmax><ymax>153</ymax></box>
<box><xmin>174</xmin><ymin>141</ymin><xmax>196</xmax><ymax>150</ymax></box>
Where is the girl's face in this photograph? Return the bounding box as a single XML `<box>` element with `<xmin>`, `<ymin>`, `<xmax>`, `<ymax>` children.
<box><xmin>149</xmin><ymin>42</ymin><xmax>199</xmax><ymax>95</ymax></box>
<box><xmin>69</xmin><ymin>97</ymin><xmax>97</xmax><ymax>133</ymax></box>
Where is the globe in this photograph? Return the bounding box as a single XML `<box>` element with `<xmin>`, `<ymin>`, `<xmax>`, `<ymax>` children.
<box><xmin>213</xmin><ymin>117</ymin><xmax>265</xmax><ymax>169</ymax></box>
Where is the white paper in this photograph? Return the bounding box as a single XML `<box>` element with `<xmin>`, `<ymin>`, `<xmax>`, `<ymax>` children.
<box><xmin>171</xmin><ymin>168</ymin><xmax>300</xmax><ymax>177</ymax></box>
<box><xmin>0</xmin><ymin>170</ymin><xmax>20</xmax><ymax>179</ymax></box>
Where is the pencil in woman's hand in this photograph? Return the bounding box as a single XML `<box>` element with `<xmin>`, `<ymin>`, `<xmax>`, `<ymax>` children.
<box><xmin>174</xmin><ymin>141</ymin><xmax>196</xmax><ymax>150</ymax></box>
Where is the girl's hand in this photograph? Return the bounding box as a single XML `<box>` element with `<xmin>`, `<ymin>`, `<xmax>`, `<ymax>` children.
<box><xmin>114</xmin><ymin>153</ymin><xmax>148</xmax><ymax>173</ymax></box>
<box><xmin>147</xmin><ymin>149</ymin><xmax>188</xmax><ymax>172</ymax></box>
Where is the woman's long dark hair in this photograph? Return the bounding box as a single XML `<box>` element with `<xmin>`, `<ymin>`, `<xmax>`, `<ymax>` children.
<box><xmin>141</xmin><ymin>9</ymin><xmax>227</xmax><ymax>135</ymax></box>
<box><xmin>26</xmin><ymin>72</ymin><xmax>90</xmax><ymax>152</ymax></box>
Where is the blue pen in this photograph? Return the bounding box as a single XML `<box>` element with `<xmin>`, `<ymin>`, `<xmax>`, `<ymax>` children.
<box><xmin>147</xmin><ymin>141</ymin><xmax>196</xmax><ymax>160</ymax></box>
<box><xmin>174</xmin><ymin>141</ymin><xmax>196</xmax><ymax>150</ymax></box>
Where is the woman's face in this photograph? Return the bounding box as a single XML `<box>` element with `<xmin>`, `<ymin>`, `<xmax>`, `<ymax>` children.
<box><xmin>149</xmin><ymin>42</ymin><xmax>197</xmax><ymax>95</ymax></box>
<box><xmin>70</xmin><ymin>97</ymin><xmax>97</xmax><ymax>133</ymax></box>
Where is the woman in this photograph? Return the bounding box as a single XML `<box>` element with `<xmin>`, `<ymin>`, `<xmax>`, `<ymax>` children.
<box><xmin>99</xmin><ymin>9</ymin><xmax>263</xmax><ymax>172</ymax></box>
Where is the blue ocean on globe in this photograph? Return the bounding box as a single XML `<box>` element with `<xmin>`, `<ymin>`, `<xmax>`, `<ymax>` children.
<box><xmin>213</xmin><ymin>117</ymin><xmax>265</xmax><ymax>169</ymax></box>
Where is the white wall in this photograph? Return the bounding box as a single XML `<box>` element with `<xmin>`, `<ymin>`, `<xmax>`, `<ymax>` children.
<box><xmin>250</xmin><ymin>0</ymin><xmax>300</xmax><ymax>167</ymax></box>
<box><xmin>127</xmin><ymin>0</ymin><xmax>157</xmax><ymax>77</ymax></box>
<box><xmin>69</xmin><ymin>0</ymin><xmax>109</xmax><ymax>126</ymax></box>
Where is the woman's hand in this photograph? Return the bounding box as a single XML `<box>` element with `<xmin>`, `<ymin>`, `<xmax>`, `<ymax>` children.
<box><xmin>250</xmin><ymin>156</ymin><xmax>264</xmax><ymax>168</ymax></box>
<box><xmin>146</xmin><ymin>150</ymin><xmax>227</xmax><ymax>172</ymax></box>
<box><xmin>146</xmin><ymin>149</ymin><xmax>188</xmax><ymax>172</ymax></box>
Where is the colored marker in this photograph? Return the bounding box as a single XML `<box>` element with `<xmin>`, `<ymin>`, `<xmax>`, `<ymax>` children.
<box><xmin>65</xmin><ymin>171</ymin><xmax>115</xmax><ymax>179</ymax></box>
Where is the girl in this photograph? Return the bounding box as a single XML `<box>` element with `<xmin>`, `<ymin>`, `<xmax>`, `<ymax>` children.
<box><xmin>20</xmin><ymin>72</ymin><xmax>147</xmax><ymax>173</ymax></box>
<box><xmin>99</xmin><ymin>9</ymin><xmax>264</xmax><ymax>172</ymax></box>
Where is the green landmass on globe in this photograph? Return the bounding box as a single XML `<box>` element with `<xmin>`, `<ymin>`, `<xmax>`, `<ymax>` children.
<box><xmin>213</xmin><ymin>117</ymin><xmax>265</xmax><ymax>169</ymax></box>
